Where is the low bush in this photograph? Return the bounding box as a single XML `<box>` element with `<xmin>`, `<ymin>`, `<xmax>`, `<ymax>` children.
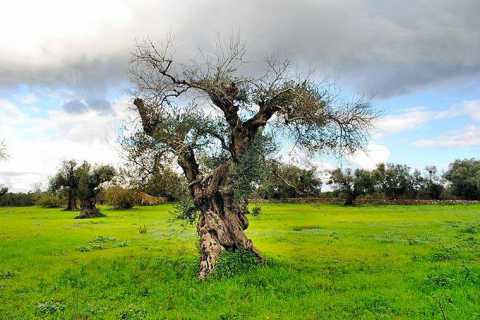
<box><xmin>104</xmin><ymin>186</ymin><xmax>139</xmax><ymax>209</ymax></box>
<box><xmin>250</xmin><ymin>206</ymin><xmax>262</xmax><ymax>216</ymax></box>
<box><xmin>36</xmin><ymin>192</ymin><xmax>64</xmax><ymax>208</ymax></box>
<box><xmin>171</xmin><ymin>198</ymin><xmax>199</xmax><ymax>223</ymax></box>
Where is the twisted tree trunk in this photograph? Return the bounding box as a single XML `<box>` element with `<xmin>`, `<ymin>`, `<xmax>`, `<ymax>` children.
<box><xmin>186</xmin><ymin>162</ymin><xmax>262</xmax><ymax>279</ymax></box>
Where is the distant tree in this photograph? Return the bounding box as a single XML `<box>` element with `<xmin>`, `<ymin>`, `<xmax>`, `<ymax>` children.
<box><xmin>444</xmin><ymin>159</ymin><xmax>480</xmax><ymax>200</ymax></box>
<box><xmin>0</xmin><ymin>192</ymin><xmax>36</xmax><ymax>207</ymax></box>
<box><xmin>257</xmin><ymin>161</ymin><xmax>322</xmax><ymax>199</ymax></box>
<box><xmin>125</xmin><ymin>38</ymin><xmax>375</xmax><ymax>278</ymax></box>
<box><xmin>422</xmin><ymin>166</ymin><xmax>444</xmax><ymax>200</ymax></box>
<box><xmin>144</xmin><ymin>167</ymin><xmax>188</xmax><ymax>201</ymax></box>
<box><xmin>373</xmin><ymin>163</ymin><xmax>412</xmax><ymax>200</ymax></box>
<box><xmin>75</xmin><ymin>162</ymin><xmax>116</xmax><ymax>218</ymax></box>
<box><xmin>50</xmin><ymin>160</ymin><xmax>80</xmax><ymax>211</ymax></box>
<box><xmin>328</xmin><ymin>168</ymin><xmax>374</xmax><ymax>205</ymax></box>
<box><xmin>0</xmin><ymin>186</ymin><xmax>7</xmax><ymax>198</ymax></box>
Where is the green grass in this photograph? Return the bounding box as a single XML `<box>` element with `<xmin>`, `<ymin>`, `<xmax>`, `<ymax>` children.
<box><xmin>0</xmin><ymin>204</ymin><xmax>479</xmax><ymax>319</ymax></box>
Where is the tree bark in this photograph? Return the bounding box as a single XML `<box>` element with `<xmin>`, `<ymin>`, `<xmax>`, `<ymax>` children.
<box><xmin>187</xmin><ymin>163</ymin><xmax>262</xmax><ymax>279</ymax></box>
<box><xmin>65</xmin><ymin>189</ymin><xmax>77</xmax><ymax>211</ymax></box>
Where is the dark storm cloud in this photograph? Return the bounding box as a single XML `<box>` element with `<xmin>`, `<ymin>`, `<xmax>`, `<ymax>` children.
<box><xmin>0</xmin><ymin>0</ymin><xmax>479</xmax><ymax>98</ymax></box>
<box><xmin>0</xmin><ymin>56</ymin><xmax>127</xmax><ymax>96</ymax></box>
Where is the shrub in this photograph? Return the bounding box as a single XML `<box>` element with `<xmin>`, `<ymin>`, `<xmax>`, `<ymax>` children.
<box><xmin>171</xmin><ymin>198</ymin><xmax>199</xmax><ymax>223</ymax></box>
<box><xmin>36</xmin><ymin>192</ymin><xmax>64</xmax><ymax>208</ymax></box>
<box><xmin>36</xmin><ymin>299</ymin><xmax>65</xmax><ymax>316</ymax></box>
<box><xmin>250</xmin><ymin>206</ymin><xmax>262</xmax><ymax>216</ymax></box>
<box><xmin>104</xmin><ymin>186</ymin><xmax>139</xmax><ymax>209</ymax></box>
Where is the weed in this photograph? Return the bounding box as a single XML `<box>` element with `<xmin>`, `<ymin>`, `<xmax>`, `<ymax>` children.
<box><xmin>408</xmin><ymin>239</ymin><xmax>420</xmax><ymax>245</ymax></box>
<box><xmin>118</xmin><ymin>305</ymin><xmax>147</xmax><ymax>320</ymax></box>
<box><xmin>292</xmin><ymin>225</ymin><xmax>322</xmax><ymax>232</ymax></box>
<box><xmin>138</xmin><ymin>224</ymin><xmax>147</xmax><ymax>234</ymax></box>
<box><xmin>0</xmin><ymin>271</ymin><xmax>15</xmax><ymax>280</ymax></box>
<box><xmin>251</xmin><ymin>206</ymin><xmax>262</xmax><ymax>216</ymax></box>
<box><xmin>426</xmin><ymin>273</ymin><xmax>455</xmax><ymax>288</ymax></box>
<box><xmin>90</xmin><ymin>235</ymin><xmax>116</xmax><ymax>243</ymax></box>
<box><xmin>36</xmin><ymin>299</ymin><xmax>65</xmax><ymax>315</ymax></box>
<box><xmin>430</xmin><ymin>248</ymin><xmax>457</xmax><ymax>262</ymax></box>
<box><xmin>113</xmin><ymin>241</ymin><xmax>129</xmax><ymax>248</ymax></box>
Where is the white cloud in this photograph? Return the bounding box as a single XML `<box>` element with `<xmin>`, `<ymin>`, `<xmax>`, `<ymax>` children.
<box><xmin>373</xmin><ymin>99</ymin><xmax>480</xmax><ymax>137</ymax></box>
<box><xmin>414</xmin><ymin>125</ymin><xmax>480</xmax><ymax>148</ymax></box>
<box><xmin>374</xmin><ymin>108</ymin><xmax>434</xmax><ymax>135</ymax></box>
<box><xmin>0</xmin><ymin>98</ymin><xmax>136</xmax><ymax>192</ymax></box>
<box><xmin>346</xmin><ymin>143</ymin><xmax>390</xmax><ymax>170</ymax></box>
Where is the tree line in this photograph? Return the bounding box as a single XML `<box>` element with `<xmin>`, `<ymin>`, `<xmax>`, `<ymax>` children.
<box><xmin>328</xmin><ymin>159</ymin><xmax>480</xmax><ymax>205</ymax></box>
<box><xmin>2</xmin><ymin>158</ymin><xmax>480</xmax><ymax>209</ymax></box>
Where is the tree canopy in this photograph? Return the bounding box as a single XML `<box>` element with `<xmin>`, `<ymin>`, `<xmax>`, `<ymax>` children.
<box><xmin>444</xmin><ymin>159</ymin><xmax>480</xmax><ymax>200</ymax></box>
<box><xmin>49</xmin><ymin>160</ymin><xmax>80</xmax><ymax>210</ymax></box>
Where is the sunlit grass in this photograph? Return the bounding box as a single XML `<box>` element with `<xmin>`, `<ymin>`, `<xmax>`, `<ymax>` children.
<box><xmin>0</xmin><ymin>204</ymin><xmax>479</xmax><ymax>319</ymax></box>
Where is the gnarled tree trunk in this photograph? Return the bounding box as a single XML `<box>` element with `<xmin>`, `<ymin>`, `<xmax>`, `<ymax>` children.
<box><xmin>187</xmin><ymin>162</ymin><xmax>262</xmax><ymax>279</ymax></box>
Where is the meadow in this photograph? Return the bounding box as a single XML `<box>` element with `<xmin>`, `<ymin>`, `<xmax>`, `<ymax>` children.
<box><xmin>0</xmin><ymin>203</ymin><xmax>479</xmax><ymax>319</ymax></box>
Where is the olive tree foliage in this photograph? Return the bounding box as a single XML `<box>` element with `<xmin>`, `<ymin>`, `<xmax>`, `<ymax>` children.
<box><xmin>372</xmin><ymin>163</ymin><xmax>412</xmax><ymax>200</ymax></box>
<box><xmin>49</xmin><ymin>160</ymin><xmax>80</xmax><ymax>210</ymax></box>
<box><xmin>328</xmin><ymin>168</ymin><xmax>374</xmax><ymax>205</ymax></box>
<box><xmin>124</xmin><ymin>38</ymin><xmax>375</xmax><ymax>278</ymax></box>
<box><xmin>444</xmin><ymin>159</ymin><xmax>480</xmax><ymax>200</ymax></box>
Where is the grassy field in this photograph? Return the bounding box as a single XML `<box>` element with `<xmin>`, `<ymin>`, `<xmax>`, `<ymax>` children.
<box><xmin>0</xmin><ymin>204</ymin><xmax>479</xmax><ymax>319</ymax></box>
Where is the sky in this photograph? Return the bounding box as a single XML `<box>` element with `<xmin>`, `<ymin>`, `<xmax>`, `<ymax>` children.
<box><xmin>1</xmin><ymin>0</ymin><xmax>479</xmax><ymax>191</ymax></box>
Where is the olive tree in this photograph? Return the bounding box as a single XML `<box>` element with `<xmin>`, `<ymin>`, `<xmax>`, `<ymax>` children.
<box><xmin>75</xmin><ymin>162</ymin><xmax>116</xmax><ymax>218</ymax></box>
<box><xmin>257</xmin><ymin>160</ymin><xmax>322</xmax><ymax>199</ymax></box>
<box><xmin>328</xmin><ymin>168</ymin><xmax>374</xmax><ymax>205</ymax></box>
<box><xmin>444</xmin><ymin>159</ymin><xmax>480</xmax><ymax>200</ymax></box>
<box><xmin>50</xmin><ymin>160</ymin><xmax>80</xmax><ymax>211</ymax></box>
<box><xmin>125</xmin><ymin>39</ymin><xmax>375</xmax><ymax>278</ymax></box>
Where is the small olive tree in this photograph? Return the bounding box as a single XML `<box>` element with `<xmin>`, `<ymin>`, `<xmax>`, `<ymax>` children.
<box><xmin>50</xmin><ymin>160</ymin><xmax>80</xmax><ymax>211</ymax></box>
<box><xmin>125</xmin><ymin>38</ymin><xmax>375</xmax><ymax>278</ymax></box>
<box><xmin>328</xmin><ymin>168</ymin><xmax>374</xmax><ymax>205</ymax></box>
<box><xmin>75</xmin><ymin>162</ymin><xmax>115</xmax><ymax>219</ymax></box>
